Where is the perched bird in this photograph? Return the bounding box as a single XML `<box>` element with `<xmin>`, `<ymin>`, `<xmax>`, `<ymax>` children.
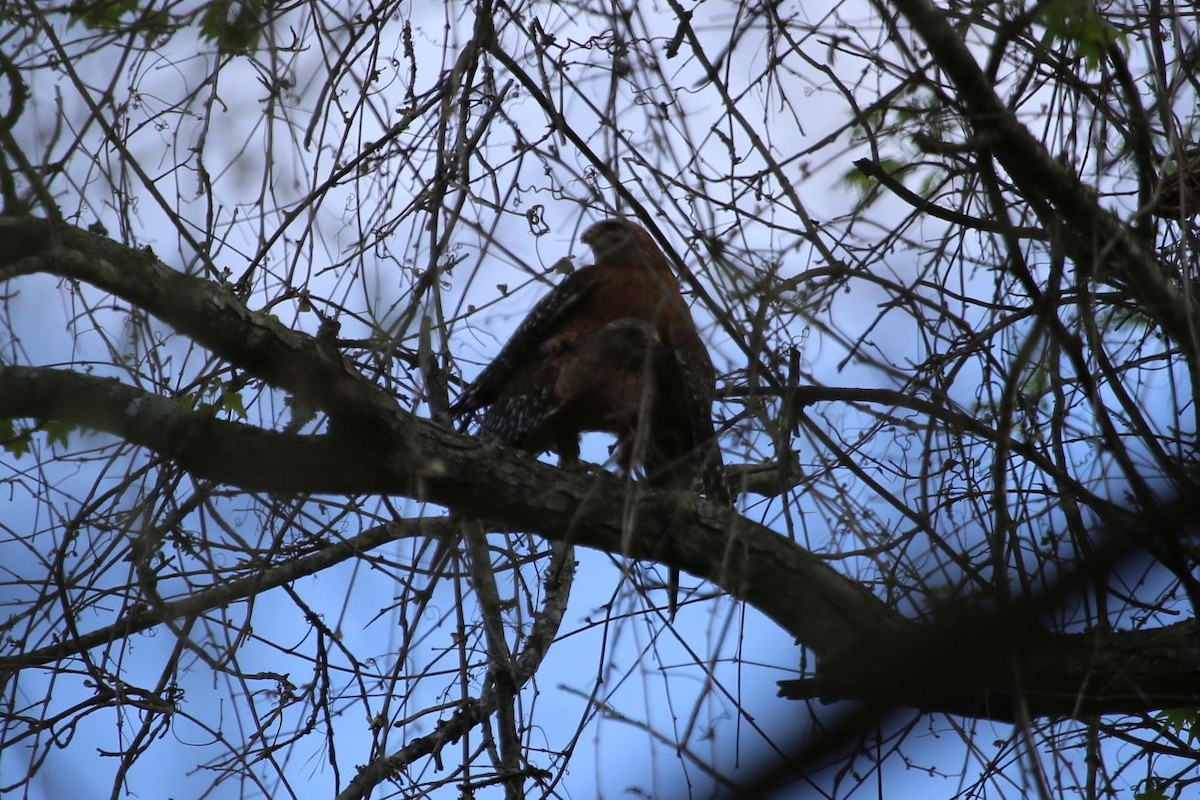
<box><xmin>545</xmin><ymin>318</ymin><xmax>664</xmax><ymax>471</ymax></box>
<box><xmin>451</xmin><ymin>218</ymin><xmax>729</xmax><ymax>614</ymax></box>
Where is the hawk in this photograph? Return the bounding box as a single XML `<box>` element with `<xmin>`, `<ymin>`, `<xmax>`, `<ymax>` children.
<box><xmin>451</xmin><ymin>218</ymin><xmax>729</xmax><ymax>613</ymax></box>
<box><xmin>545</xmin><ymin>317</ymin><xmax>664</xmax><ymax>471</ymax></box>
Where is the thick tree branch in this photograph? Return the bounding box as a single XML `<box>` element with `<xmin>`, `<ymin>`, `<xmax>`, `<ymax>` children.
<box><xmin>784</xmin><ymin>619</ymin><xmax>1200</xmax><ymax>721</ymax></box>
<box><xmin>0</xmin><ymin>364</ymin><xmax>901</xmax><ymax>663</ymax></box>
<box><xmin>3</xmin><ymin>364</ymin><xmax>1199</xmax><ymax>720</ymax></box>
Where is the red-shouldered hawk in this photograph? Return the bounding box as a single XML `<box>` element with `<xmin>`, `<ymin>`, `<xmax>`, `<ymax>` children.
<box><xmin>545</xmin><ymin>318</ymin><xmax>663</xmax><ymax>470</ymax></box>
<box><xmin>451</xmin><ymin>218</ymin><xmax>729</xmax><ymax>614</ymax></box>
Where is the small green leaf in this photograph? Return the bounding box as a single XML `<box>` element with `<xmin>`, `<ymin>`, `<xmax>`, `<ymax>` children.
<box><xmin>69</xmin><ymin>0</ymin><xmax>140</xmax><ymax>30</ymax></box>
<box><xmin>44</xmin><ymin>420</ymin><xmax>74</xmax><ymax>449</ymax></box>
<box><xmin>1035</xmin><ymin>0</ymin><xmax>1124</xmax><ymax>71</ymax></box>
<box><xmin>2</xmin><ymin>421</ymin><xmax>32</xmax><ymax>458</ymax></box>
<box><xmin>840</xmin><ymin>167</ymin><xmax>876</xmax><ymax>194</ymax></box>
<box><xmin>1135</xmin><ymin>784</ymin><xmax>1168</xmax><ymax>800</ymax></box>
<box><xmin>139</xmin><ymin>8</ymin><xmax>172</xmax><ymax>43</ymax></box>
<box><xmin>1158</xmin><ymin>706</ymin><xmax>1200</xmax><ymax>743</ymax></box>
<box><xmin>842</xmin><ymin>158</ymin><xmax>912</xmax><ymax>210</ymax></box>
<box><xmin>220</xmin><ymin>389</ymin><xmax>247</xmax><ymax>419</ymax></box>
<box><xmin>199</xmin><ymin>0</ymin><xmax>265</xmax><ymax>52</ymax></box>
